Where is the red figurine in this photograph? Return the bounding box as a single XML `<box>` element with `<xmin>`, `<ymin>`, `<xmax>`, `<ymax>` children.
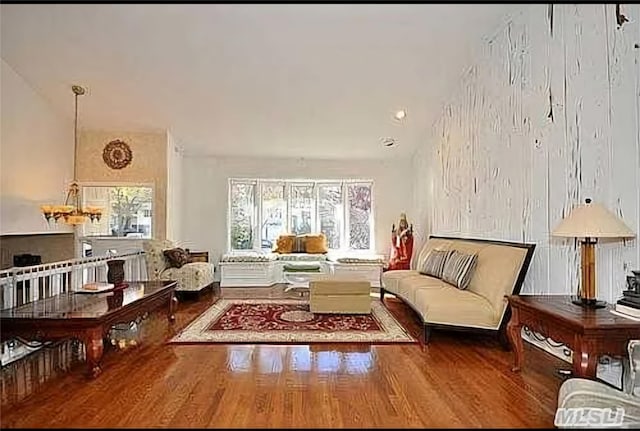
<box><xmin>387</xmin><ymin>213</ymin><xmax>414</xmax><ymax>271</ymax></box>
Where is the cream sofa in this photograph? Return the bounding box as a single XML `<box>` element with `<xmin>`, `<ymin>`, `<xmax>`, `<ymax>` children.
<box><xmin>381</xmin><ymin>235</ymin><xmax>535</xmax><ymax>344</ymax></box>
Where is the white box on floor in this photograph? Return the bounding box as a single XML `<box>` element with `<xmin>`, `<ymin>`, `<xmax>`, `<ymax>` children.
<box><xmin>328</xmin><ymin>262</ymin><xmax>382</xmax><ymax>287</ymax></box>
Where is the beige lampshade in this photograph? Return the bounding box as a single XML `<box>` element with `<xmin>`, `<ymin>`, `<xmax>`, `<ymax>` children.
<box><xmin>552</xmin><ymin>199</ymin><xmax>636</xmax><ymax>238</ymax></box>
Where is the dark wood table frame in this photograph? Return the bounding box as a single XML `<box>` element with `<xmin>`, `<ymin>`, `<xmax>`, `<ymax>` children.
<box><xmin>0</xmin><ymin>280</ymin><xmax>177</xmax><ymax>378</ymax></box>
<box><xmin>506</xmin><ymin>295</ymin><xmax>640</xmax><ymax>378</ymax></box>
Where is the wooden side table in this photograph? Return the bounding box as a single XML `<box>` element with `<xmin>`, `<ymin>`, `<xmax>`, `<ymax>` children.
<box><xmin>506</xmin><ymin>295</ymin><xmax>640</xmax><ymax>378</ymax></box>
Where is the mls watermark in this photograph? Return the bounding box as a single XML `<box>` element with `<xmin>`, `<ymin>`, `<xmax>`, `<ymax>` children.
<box><xmin>554</xmin><ymin>407</ymin><xmax>625</xmax><ymax>427</ymax></box>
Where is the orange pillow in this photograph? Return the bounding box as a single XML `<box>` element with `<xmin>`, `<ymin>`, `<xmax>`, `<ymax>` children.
<box><xmin>304</xmin><ymin>234</ymin><xmax>328</xmax><ymax>254</ymax></box>
<box><xmin>273</xmin><ymin>234</ymin><xmax>295</xmax><ymax>253</ymax></box>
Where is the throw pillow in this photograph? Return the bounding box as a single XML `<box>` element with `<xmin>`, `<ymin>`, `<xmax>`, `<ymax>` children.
<box><xmin>163</xmin><ymin>248</ymin><xmax>190</xmax><ymax>268</ymax></box>
<box><xmin>305</xmin><ymin>233</ymin><xmax>328</xmax><ymax>254</ymax></box>
<box><xmin>419</xmin><ymin>249</ymin><xmax>451</xmax><ymax>278</ymax></box>
<box><xmin>274</xmin><ymin>235</ymin><xmax>295</xmax><ymax>254</ymax></box>
<box><xmin>441</xmin><ymin>250</ymin><xmax>478</xmax><ymax>290</ymax></box>
<box><xmin>292</xmin><ymin>235</ymin><xmax>306</xmax><ymax>253</ymax></box>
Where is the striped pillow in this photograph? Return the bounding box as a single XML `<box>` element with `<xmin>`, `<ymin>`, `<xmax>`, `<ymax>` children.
<box><xmin>419</xmin><ymin>249</ymin><xmax>451</xmax><ymax>278</ymax></box>
<box><xmin>441</xmin><ymin>250</ymin><xmax>478</xmax><ymax>290</ymax></box>
<box><xmin>293</xmin><ymin>236</ymin><xmax>306</xmax><ymax>253</ymax></box>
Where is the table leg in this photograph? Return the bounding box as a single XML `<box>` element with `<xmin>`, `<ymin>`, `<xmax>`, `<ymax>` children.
<box><xmin>572</xmin><ymin>344</ymin><xmax>598</xmax><ymax>378</ymax></box>
<box><xmin>507</xmin><ymin>314</ymin><xmax>524</xmax><ymax>372</ymax></box>
<box><xmin>83</xmin><ymin>326</ymin><xmax>104</xmax><ymax>378</ymax></box>
<box><xmin>168</xmin><ymin>293</ymin><xmax>178</xmax><ymax>323</ymax></box>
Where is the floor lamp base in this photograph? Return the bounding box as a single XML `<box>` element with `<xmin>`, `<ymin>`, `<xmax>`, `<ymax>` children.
<box><xmin>572</xmin><ymin>297</ymin><xmax>607</xmax><ymax>309</ymax></box>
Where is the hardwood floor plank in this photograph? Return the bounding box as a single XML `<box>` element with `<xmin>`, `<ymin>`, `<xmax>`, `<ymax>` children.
<box><xmin>0</xmin><ymin>288</ymin><xmax>566</xmax><ymax>428</ymax></box>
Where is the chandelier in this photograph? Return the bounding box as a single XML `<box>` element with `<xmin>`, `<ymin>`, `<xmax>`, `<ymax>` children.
<box><xmin>40</xmin><ymin>85</ymin><xmax>102</xmax><ymax>225</ymax></box>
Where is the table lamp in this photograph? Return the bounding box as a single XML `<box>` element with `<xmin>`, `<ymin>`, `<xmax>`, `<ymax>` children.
<box><xmin>552</xmin><ymin>198</ymin><xmax>636</xmax><ymax>308</ymax></box>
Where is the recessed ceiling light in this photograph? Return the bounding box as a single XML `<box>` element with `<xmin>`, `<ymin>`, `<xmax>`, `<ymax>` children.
<box><xmin>381</xmin><ymin>137</ymin><xmax>397</xmax><ymax>148</ymax></box>
<box><xmin>394</xmin><ymin>110</ymin><xmax>407</xmax><ymax>121</ymax></box>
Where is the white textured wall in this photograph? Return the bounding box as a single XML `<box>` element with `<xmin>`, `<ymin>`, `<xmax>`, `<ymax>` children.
<box><xmin>0</xmin><ymin>59</ymin><xmax>74</xmax><ymax>235</ymax></box>
<box><xmin>414</xmin><ymin>4</ymin><xmax>640</xmax><ymax>303</ymax></box>
<box><xmin>166</xmin><ymin>131</ymin><xmax>184</xmax><ymax>241</ymax></box>
<box><xmin>181</xmin><ymin>155</ymin><xmax>412</xmax><ymax>277</ymax></box>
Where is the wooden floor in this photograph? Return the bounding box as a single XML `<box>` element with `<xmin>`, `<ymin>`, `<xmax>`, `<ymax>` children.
<box><xmin>0</xmin><ymin>286</ymin><xmax>568</xmax><ymax>428</ymax></box>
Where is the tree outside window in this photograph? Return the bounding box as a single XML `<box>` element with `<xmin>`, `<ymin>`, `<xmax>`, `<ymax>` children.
<box><xmin>318</xmin><ymin>184</ymin><xmax>343</xmax><ymax>249</ymax></box>
<box><xmin>228</xmin><ymin>179</ymin><xmax>373</xmax><ymax>252</ymax></box>
<box><xmin>261</xmin><ymin>183</ymin><xmax>286</xmax><ymax>250</ymax></box>
<box><xmin>82</xmin><ymin>186</ymin><xmax>153</xmax><ymax>238</ymax></box>
<box><xmin>290</xmin><ymin>184</ymin><xmax>314</xmax><ymax>235</ymax></box>
<box><xmin>347</xmin><ymin>184</ymin><xmax>371</xmax><ymax>250</ymax></box>
<box><xmin>230</xmin><ymin>182</ymin><xmax>255</xmax><ymax>249</ymax></box>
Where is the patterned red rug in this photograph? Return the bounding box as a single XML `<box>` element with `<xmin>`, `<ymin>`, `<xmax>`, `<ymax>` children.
<box><xmin>169</xmin><ymin>299</ymin><xmax>416</xmax><ymax>344</ymax></box>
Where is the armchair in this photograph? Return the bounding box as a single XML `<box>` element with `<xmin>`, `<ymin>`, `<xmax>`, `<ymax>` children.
<box><xmin>142</xmin><ymin>239</ymin><xmax>215</xmax><ymax>293</ymax></box>
<box><xmin>556</xmin><ymin>340</ymin><xmax>640</xmax><ymax>428</ymax></box>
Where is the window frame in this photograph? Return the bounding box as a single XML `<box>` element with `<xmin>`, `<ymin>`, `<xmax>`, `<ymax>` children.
<box><xmin>345</xmin><ymin>181</ymin><xmax>375</xmax><ymax>252</ymax></box>
<box><xmin>288</xmin><ymin>181</ymin><xmax>316</xmax><ymax>236</ymax></box>
<box><xmin>227</xmin><ymin>178</ymin><xmax>374</xmax><ymax>253</ymax></box>
<box><xmin>259</xmin><ymin>181</ymin><xmax>287</xmax><ymax>251</ymax></box>
<box><xmin>227</xmin><ymin>179</ymin><xmax>258</xmax><ymax>252</ymax></box>
<box><xmin>316</xmin><ymin>181</ymin><xmax>345</xmax><ymax>251</ymax></box>
<box><xmin>79</xmin><ymin>181</ymin><xmax>156</xmax><ymax>239</ymax></box>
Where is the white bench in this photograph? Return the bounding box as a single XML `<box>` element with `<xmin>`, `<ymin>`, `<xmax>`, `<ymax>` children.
<box><xmin>219</xmin><ymin>252</ymin><xmax>384</xmax><ymax>288</ymax></box>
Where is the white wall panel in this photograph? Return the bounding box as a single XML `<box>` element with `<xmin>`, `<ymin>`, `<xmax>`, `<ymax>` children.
<box><xmin>415</xmin><ymin>4</ymin><xmax>640</xmax><ymax>302</ymax></box>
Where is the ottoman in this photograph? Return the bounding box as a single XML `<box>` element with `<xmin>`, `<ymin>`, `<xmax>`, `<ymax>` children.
<box><xmin>309</xmin><ymin>277</ymin><xmax>371</xmax><ymax>314</ymax></box>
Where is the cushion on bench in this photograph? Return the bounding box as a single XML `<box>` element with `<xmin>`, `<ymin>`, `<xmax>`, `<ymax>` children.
<box><xmin>283</xmin><ymin>262</ymin><xmax>322</xmax><ymax>272</ymax></box>
<box><xmin>277</xmin><ymin>253</ymin><xmax>329</xmax><ymax>262</ymax></box>
<box><xmin>332</xmin><ymin>256</ymin><xmax>385</xmax><ymax>264</ymax></box>
<box><xmin>220</xmin><ymin>253</ymin><xmax>277</xmax><ymax>263</ymax></box>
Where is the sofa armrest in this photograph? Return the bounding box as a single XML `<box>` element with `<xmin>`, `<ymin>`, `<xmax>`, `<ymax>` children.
<box><xmin>628</xmin><ymin>340</ymin><xmax>640</xmax><ymax>396</ymax></box>
<box><xmin>557</xmin><ymin>378</ymin><xmax>640</xmax><ymax>428</ymax></box>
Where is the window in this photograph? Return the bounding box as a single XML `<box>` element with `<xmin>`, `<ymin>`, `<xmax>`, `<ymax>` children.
<box><xmin>229</xmin><ymin>182</ymin><xmax>256</xmax><ymax>250</ymax></box>
<box><xmin>260</xmin><ymin>182</ymin><xmax>286</xmax><ymax>250</ymax></box>
<box><xmin>81</xmin><ymin>185</ymin><xmax>154</xmax><ymax>238</ymax></box>
<box><xmin>347</xmin><ymin>183</ymin><xmax>372</xmax><ymax>250</ymax></box>
<box><xmin>290</xmin><ymin>183</ymin><xmax>314</xmax><ymax>235</ymax></box>
<box><xmin>318</xmin><ymin>184</ymin><xmax>342</xmax><ymax>250</ymax></box>
<box><xmin>228</xmin><ymin>179</ymin><xmax>374</xmax><ymax>252</ymax></box>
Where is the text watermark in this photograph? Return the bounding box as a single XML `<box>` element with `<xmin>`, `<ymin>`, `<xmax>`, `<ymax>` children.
<box><xmin>554</xmin><ymin>407</ymin><xmax>625</xmax><ymax>427</ymax></box>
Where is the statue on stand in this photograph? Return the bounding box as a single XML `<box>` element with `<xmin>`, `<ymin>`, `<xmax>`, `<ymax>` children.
<box><xmin>387</xmin><ymin>213</ymin><xmax>414</xmax><ymax>271</ymax></box>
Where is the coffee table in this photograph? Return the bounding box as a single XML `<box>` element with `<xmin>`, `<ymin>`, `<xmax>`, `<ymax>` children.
<box><xmin>282</xmin><ymin>262</ymin><xmax>327</xmax><ymax>293</ymax></box>
<box><xmin>0</xmin><ymin>280</ymin><xmax>177</xmax><ymax>378</ymax></box>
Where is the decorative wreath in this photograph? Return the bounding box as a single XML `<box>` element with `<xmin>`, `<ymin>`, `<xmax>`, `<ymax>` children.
<box><xmin>102</xmin><ymin>139</ymin><xmax>133</xmax><ymax>170</ymax></box>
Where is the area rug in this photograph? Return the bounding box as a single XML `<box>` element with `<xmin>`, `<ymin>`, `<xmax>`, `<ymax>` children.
<box><xmin>169</xmin><ymin>299</ymin><xmax>416</xmax><ymax>344</ymax></box>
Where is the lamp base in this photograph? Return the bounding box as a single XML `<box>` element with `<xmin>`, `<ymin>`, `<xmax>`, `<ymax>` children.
<box><xmin>571</xmin><ymin>297</ymin><xmax>607</xmax><ymax>309</ymax></box>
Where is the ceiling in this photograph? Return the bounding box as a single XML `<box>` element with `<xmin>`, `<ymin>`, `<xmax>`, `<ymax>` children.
<box><xmin>0</xmin><ymin>4</ymin><xmax>515</xmax><ymax>159</ymax></box>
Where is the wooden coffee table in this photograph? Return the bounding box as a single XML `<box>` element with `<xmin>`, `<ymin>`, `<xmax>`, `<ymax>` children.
<box><xmin>506</xmin><ymin>294</ymin><xmax>640</xmax><ymax>378</ymax></box>
<box><xmin>0</xmin><ymin>280</ymin><xmax>177</xmax><ymax>378</ymax></box>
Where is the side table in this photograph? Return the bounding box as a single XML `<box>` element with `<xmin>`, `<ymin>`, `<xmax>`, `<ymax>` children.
<box><xmin>506</xmin><ymin>295</ymin><xmax>640</xmax><ymax>378</ymax></box>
